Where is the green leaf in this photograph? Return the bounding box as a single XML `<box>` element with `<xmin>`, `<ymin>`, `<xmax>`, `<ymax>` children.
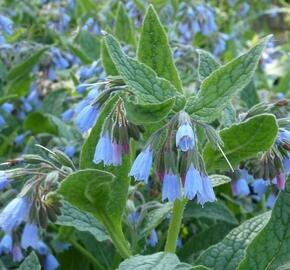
<box><xmin>203</xmin><ymin>114</ymin><xmax>278</xmax><ymax>172</ymax></box>
<box><xmin>139</xmin><ymin>203</ymin><xmax>172</xmax><ymax>239</ymax></box>
<box><xmin>78</xmin><ymin>30</ymin><xmax>101</xmax><ymax>61</ymax></box>
<box><xmin>209</xmin><ymin>174</ymin><xmax>231</xmax><ymax>187</ymax></box>
<box><xmin>184</xmin><ymin>201</ymin><xmax>238</xmax><ymax>225</ymax></box>
<box><xmin>137</xmin><ymin>5</ymin><xmax>182</xmax><ymax>92</ymax></box>
<box><xmin>186</xmin><ymin>36</ymin><xmax>270</xmax><ymax>122</ymax></box>
<box><xmin>5</xmin><ymin>48</ymin><xmax>47</xmax><ymax>95</ymax></box>
<box><xmin>118</xmin><ymin>252</ymin><xmax>193</xmax><ymax>270</ymax></box>
<box><xmin>197</xmin><ymin>49</ymin><xmax>220</xmax><ymax>81</ymax></box>
<box><xmin>238</xmin><ymin>180</ymin><xmax>290</xmax><ymax>270</ymax></box>
<box><xmin>103</xmin><ymin>34</ymin><xmax>185</xmax><ymax>111</ymax></box>
<box><xmin>101</xmin><ymin>39</ymin><xmax>118</xmax><ymax>76</ymax></box>
<box><xmin>124</xmin><ymin>97</ymin><xmax>175</xmax><ymax>125</ymax></box>
<box><xmin>114</xmin><ymin>2</ymin><xmax>136</xmax><ymax>46</ymax></box>
<box><xmin>239</xmin><ymin>81</ymin><xmax>259</xmax><ymax>109</ymax></box>
<box><xmin>178</xmin><ymin>222</ymin><xmax>235</xmax><ymax>261</ymax></box>
<box><xmin>43</xmin><ymin>89</ymin><xmax>67</xmax><ymax>116</ymax></box>
<box><xmin>19</xmin><ymin>252</ymin><xmax>41</xmax><ymax>270</ymax></box>
<box><xmin>195</xmin><ymin>212</ymin><xmax>271</xmax><ymax>270</ymax></box>
<box><xmin>59</xmin><ymin>169</ymin><xmax>131</xmax><ymax>258</ymax></box>
<box><xmin>0</xmin><ymin>94</ymin><xmax>18</xmax><ymax>105</ymax></box>
<box><xmin>221</xmin><ymin>102</ymin><xmax>236</xmax><ymax>128</ymax></box>
<box><xmin>56</xmin><ymin>200</ymin><xmax>108</xmax><ymax>242</ymax></box>
<box><xmin>24</xmin><ymin>112</ymin><xmax>58</xmax><ymax>134</ymax></box>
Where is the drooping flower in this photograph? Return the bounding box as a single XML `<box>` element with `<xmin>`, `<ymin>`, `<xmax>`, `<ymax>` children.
<box><xmin>266</xmin><ymin>193</ymin><xmax>277</xmax><ymax>209</ymax></box>
<box><xmin>231</xmin><ymin>178</ymin><xmax>250</xmax><ymax>197</ymax></box>
<box><xmin>162</xmin><ymin>172</ymin><xmax>181</xmax><ymax>202</ymax></box>
<box><xmin>176</xmin><ymin>112</ymin><xmax>195</xmax><ymax>152</ymax></box>
<box><xmin>128</xmin><ymin>211</ymin><xmax>140</xmax><ymax>227</ymax></box>
<box><xmin>129</xmin><ymin>146</ymin><xmax>153</xmax><ymax>184</ymax></box>
<box><xmin>1</xmin><ymin>103</ymin><xmax>14</xmax><ymax>114</ymax></box>
<box><xmin>0</xmin><ymin>15</ymin><xmax>13</xmax><ymax>35</ymax></box>
<box><xmin>61</xmin><ymin>108</ymin><xmax>74</xmax><ymax>122</ymax></box>
<box><xmin>148</xmin><ymin>229</ymin><xmax>158</xmax><ymax>247</ymax></box>
<box><xmin>184</xmin><ymin>165</ymin><xmax>203</xmax><ymax>200</ymax></box>
<box><xmin>12</xmin><ymin>245</ymin><xmax>23</xmax><ymax>262</ymax></box>
<box><xmin>21</xmin><ymin>223</ymin><xmax>39</xmax><ymax>249</ymax></box>
<box><xmin>197</xmin><ymin>175</ymin><xmax>216</xmax><ymax>205</ymax></box>
<box><xmin>36</xmin><ymin>241</ymin><xmax>49</xmax><ymax>255</ymax></box>
<box><xmin>251</xmin><ymin>179</ymin><xmax>268</xmax><ymax>197</ymax></box>
<box><xmin>276</xmin><ymin>172</ymin><xmax>285</xmax><ymax>190</ymax></box>
<box><xmin>44</xmin><ymin>253</ymin><xmax>59</xmax><ymax>270</ymax></box>
<box><xmin>64</xmin><ymin>145</ymin><xmax>76</xmax><ymax>158</ymax></box>
<box><xmin>93</xmin><ymin>131</ymin><xmax>113</xmax><ymax>166</ymax></box>
<box><xmin>0</xmin><ymin>171</ymin><xmax>9</xmax><ymax>190</ymax></box>
<box><xmin>75</xmin><ymin>104</ymin><xmax>99</xmax><ymax>133</ymax></box>
<box><xmin>0</xmin><ymin>234</ymin><xmax>12</xmax><ymax>254</ymax></box>
<box><xmin>0</xmin><ymin>197</ymin><xmax>30</xmax><ymax>233</ymax></box>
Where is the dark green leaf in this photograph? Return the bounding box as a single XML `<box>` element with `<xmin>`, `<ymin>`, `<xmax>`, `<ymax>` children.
<box><xmin>203</xmin><ymin>114</ymin><xmax>278</xmax><ymax>172</ymax></box>
<box><xmin>239</xmin><ymin>180</ymin><xmax>290</xmax><ymax>270</ymax></box>
<box><xmin>195</xmin><ymin>212</ymin><xmax>271</xmax><ymax>270</ymax></box>
<box><xmin>18</xmin><ymin>252</ymin><xmax>41</xmax><ymax>270</ymax></box>
<box><xmin>184</xmin><ymin>201</ymin><xmax>238</xmax><ymax>225</ymax></box>
<box><xmin>104</xmin><ymin>34</ymin><xmax>185</xmax><ymax>110</ymax></box>
<box><xmin>138</xmin><ymin>5</ymin><xmax>182</xmax><ymax>91</ymax></box>
<box><xmin>124</xmin><ymin>97</ymin><xmax>175</xmax><ymax>125</ymax></box>
<box><xmin>56</xmin><ymin>200</ymin><xmax>108</xmax><ymax>242</ymax></box>
<box><xmin>186</xmin><ymin>36</ymin><xmax>270</xmax><ymax>122</ymax></box>
<box><xmin>114</xmin><ymin>2</ymin><xmax>136</xmax><ymax>46</ymax></box>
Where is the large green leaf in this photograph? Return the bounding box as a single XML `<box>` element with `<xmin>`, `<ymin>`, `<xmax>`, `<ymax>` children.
<box><xmin>239</xmin><ymin>180</ymin><xmax>290</xmax><ymax>270</ymax></box>
<box><xmin>114</xmin><ymin>2</ymin><xmax>136</xmax><ymax>46</ymax></box>
<box><xmin>195</xmin><ymin>212</ymin><xmax>271</xmax><ymax>270</ymax></box>
<box><xmin>59</xmin><ymin>169</ymin><xmax>131</xmax><ymax>258</ymax></box>
<box><xmin>43</xmin><ymin>89</ymin><xmax>67</xmax><ymax>116</ymax></box>
<box><xmin>118</xmin><ymin>252</ymin><xmax>193</xmax><ymax>270</ymax></box>
<box><xmin>197</xmin><ymin>49</ymin><xmax>220</xmax><ymax>81</ymax></box>
<box><xmin>203</xmin><ymin>114</ymin><xmax>278</xmax><ymax>172</ymax></box>
<box><xmin>18</xmin><ymin>252</ymin><xmax>41</xmax><ymax>270</ymax></box>
<box><xmin>186</xmin><ymin>36</ymin><xmax>270</xmax><ymax>122</ymax></box>
<box><xmin>5</xmin><ymin>48</ymin><xmax>47</xmax><ymax>95</ymax></box>
<box><xmin>103</xmin><ymin>34</ymin><xmax>185</xmax><ymax>110</ymax></box>
<box><xmin>137</xmin><ymin>5</ymin><xmax>182</xmax><ymax>92</ymax></box>
<box><xmin>184</xmin><ymin>201</ymin><xmax>238</xmax><ymax>225</ymax></box>
<box><xmin>78</xmin><ymin>30</ymin><xmax>101</xmax><ymax>61</ymax></box>
<box><xmin>101</xmin><ymin>40</ymin><xmax>118</xmax><ymax>76</ymax></box>
<box><xmin>124</xmin><ymin>97</ymin><xmax>175</xmax><ymax>125</ymax></box>
<box><xmin>56</xmin><ymin>200</ymin><xmax>108</xmax><ymax>242</ymax></box>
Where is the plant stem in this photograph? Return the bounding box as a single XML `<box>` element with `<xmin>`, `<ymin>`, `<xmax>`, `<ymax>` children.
<box><xmin>71</xmin><ymin>239</ymin><xmax>106</xmax><ymax>270</ymax></box>
<box><xmin>164</xmin><ymin>199</ymin><xmax>187</xmax><ymax>253</ymax></box>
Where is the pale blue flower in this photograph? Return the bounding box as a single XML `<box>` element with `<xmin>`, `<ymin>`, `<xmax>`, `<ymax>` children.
<box><xmin>148</xmin><ymin>229</ymin><xmax>158</xmax><ymax>247</ymax></box>
<box><xmin>0</xmin><ymin>234</ymin><xmax>12</xmax><ymax>254</ymax></box>
<box><xmin>44</xmin><ymin>253</ymin><xmax>59</xmax><ymax>270</ymax></box>
<box><xmin>162</xmin><ymin>173</ymin><xmax>181</xmax><ymax>202</ymax></box>
<box><xmin>197</xmin><ymin>175</ymin><xmax>216</xmax><ymax>205</ymax></box>
<box><xmin>176</xmin><ymin>124</ymin><xmax>195</xmax><ymax>151</ymax></box>
<box><xmin>129</xmin><ymin>147</ymin><xmax>153</xmax><ymax>184</ymax></box>
<box><xmin>75</xmin><ymin>104</ymin><xmax>99</xmax><ymax>133</ymax></box>
<box><xmin>21</xmin><ymin>223</ymin><xmax>39</xmax><ymax>249</ymax></box>
<box><xmin>184</xmin><ymin>165</ymin><xmax>203</xmax><ymax>200</ymax></box>
<box><xmin>93</xmin><ymin>132</ymin><xmax>113</xmax><ymax>166</ymax></box>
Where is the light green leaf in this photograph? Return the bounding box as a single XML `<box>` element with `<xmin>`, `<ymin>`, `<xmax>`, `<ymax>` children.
<box><xmin>139</xmin><ymin>203</ymin><xmax>172</xmax><ymax>239</ymax></box>
<box><xmin>210</xmin><ymin>174</ymin><xmax>231</xmax><ymax>187</ymax></box>
<box><xmin>184</xmin><ymin>201</ymin><xmax>238</xmax><ymax>225</ymax></box>
<box><xmin>118</xmin><ymin>252</ymin><xmax>192</xmax><ymax>270</ymax></box>
<box><xmin>124</xmin><ymin>97</ymin><xmax>175</xmax><ymax>125</ymax></box>
<box><xmin>239</xmin><ymin>180</ymin><xmax>290</xmax><ymax>270</ymax></box>
<box><xmin>114</xmin><ymin>2</ymin><xmax>136</xmax><ymax>46</ymax></box>
<box><xmin>195</xmin><ymin>212</ymin><xmax>271</xmax><ymax>270</ymax></box>
<box><xmin>138</xmin><ymin>5</ymin><xmax>182</xmax><ymax>92</ymax></box>
<box><xmin>239</xmin><ymin>81</ymin><xmax>259</xmax><ymax>109</ymax></box>
<box><xmin>203</xmin><ymin>114</ymin><xmax>278</xmax><ymax>172</ymax></box>
<box><xmin>186</xmin><ymin>36</ymin><xmax>270</xmax><ymax>122</ymax></box>
<box><xmin>56</xmin><ymin>200</ymin><xmax>108</xmax><ymax>242</ymax></box>
<box><xmin>221</xmin><ymin>102</ymin><xmax>236</xmax><ymax>128</ymax></box>
<box><xmin>104</xmin><ymin>34</ymin><xmax>185</xmax><ymax>110</ymax></box>
<box><xmin>101</xmin><ymin>39</ymin><xmax>118</xmax><ymax>76</ymax></box>
<box><xmin>59</xmin><ymin>169</ymin><xmax>131</xmax><ymax>258</ymax></box>
<box><xmin>43</xmin><ymin>89</ymin><xmax>67</xmax><ymax>116</ymax></box>
<box><xmin>197</xmin><ymin>49</ymin><xmax>220</xmax><ymax>81</ymax></box>
<box><xmin>18</xmin><ymin>252</ymin><xmax>41</xmax><ymax>270</ymax></box>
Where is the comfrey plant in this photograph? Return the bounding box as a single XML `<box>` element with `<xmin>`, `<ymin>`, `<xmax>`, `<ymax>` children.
<box><xmin>0</xmin><ymin>2</ymin><xmax>289</xmax><ymax>270</ymax></box>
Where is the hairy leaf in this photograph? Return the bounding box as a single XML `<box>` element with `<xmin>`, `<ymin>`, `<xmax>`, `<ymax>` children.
<box><xmin>203</xmin><ymin>114</ymin><xmax>278</xmax><ymax>172</ymax></box>
<box><xmin>197</xmin><ymin>49</ymin><xmax>220</xmax><ymax>81</ymax></box>
<box><xmin>138</xmin><ymin>5</ymin><xmax>182</xmax><ymax>91</ymax></box>
<box><xmin>19</xmin><ymin>252</ymin><xmax>41</xmax><ymax>270</ymax></box>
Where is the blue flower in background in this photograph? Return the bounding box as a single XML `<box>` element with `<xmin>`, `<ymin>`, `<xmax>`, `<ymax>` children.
<box><xmin>75</xmin><ymin>104</ymin><xmax>99</xmax><ymax>134</ymax></box>
<box><xmin>162</xmin><ymin>172</ymin><xmax>181</xmax><ymax>202</ymax></box>
<box><xmin>129</xmin><ymin>146</ymin><xmax>153</xmax><ymax>184</ymax></box>
<box><xmin>231</xmin><ymin>178</ymin><xmax>250</xmax><ymax>197</ymax></box>
<box><xmin>36</xmin><ymin>241</ymin><xmax>49</xmax><ymax>255</ymax></box>
<box><xmin>61</xmin><ymin>108</ymin><xmax>74</xmax><ymax>122</ymax></box>
<box><xmin>44</xmin><ymin>253</ymin><xmax>59</xmax><ymax>270</ymax></box>
<box><xmin>239</xmin><ymin>2</ymin><xmax>250</xmax><ymax>17</ymax></box>
<box><xmin>148</xmin><ymin>229</ymin><xmax>158</xmax><ymax>247</ymax></box>
<box><xmin>0</xmin><ymin>234</ymin><xmax>12</xmax><ymax>254</ymax></box>
<box><xmin>0</xmin><ymin>171</ymin><xmax>9</xmax><ymax>190</ymax></box>
<box><xmin>251</xmin><ymin>179</ymin><xmax>268</xmax><ymax>197</ymax></box>
<box><xmin>82</xmin><ymin>18</ymin><xmax>100</xmax><ymax>34</ymax></box>
<box><xmin>1</xmin><ymin>102</ymin><xmax>13</xmax><ymax>114</ymax></box>
<box><xmin>0</xmin><ymin>15</ymin><xmax>13</xmax><ymax>35</ymax></box>
<box><xmin>0</xmin><ymin>115</ymin><xmax>6</xmax><ymax>127</ymax></box>
<box><xmin>64</xmin><ymin>145</ymin><xmax>75</xmax><ymax>158</ymax></box>
<box><xmin>213</xmin><ymin>33</ymin><xmax>229</xmax><ymax>56</ymax></box>
<box><xmin>266</xmin><ymin>193</ymin><xmax>276</xmax><ymax>209</ymax></box>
